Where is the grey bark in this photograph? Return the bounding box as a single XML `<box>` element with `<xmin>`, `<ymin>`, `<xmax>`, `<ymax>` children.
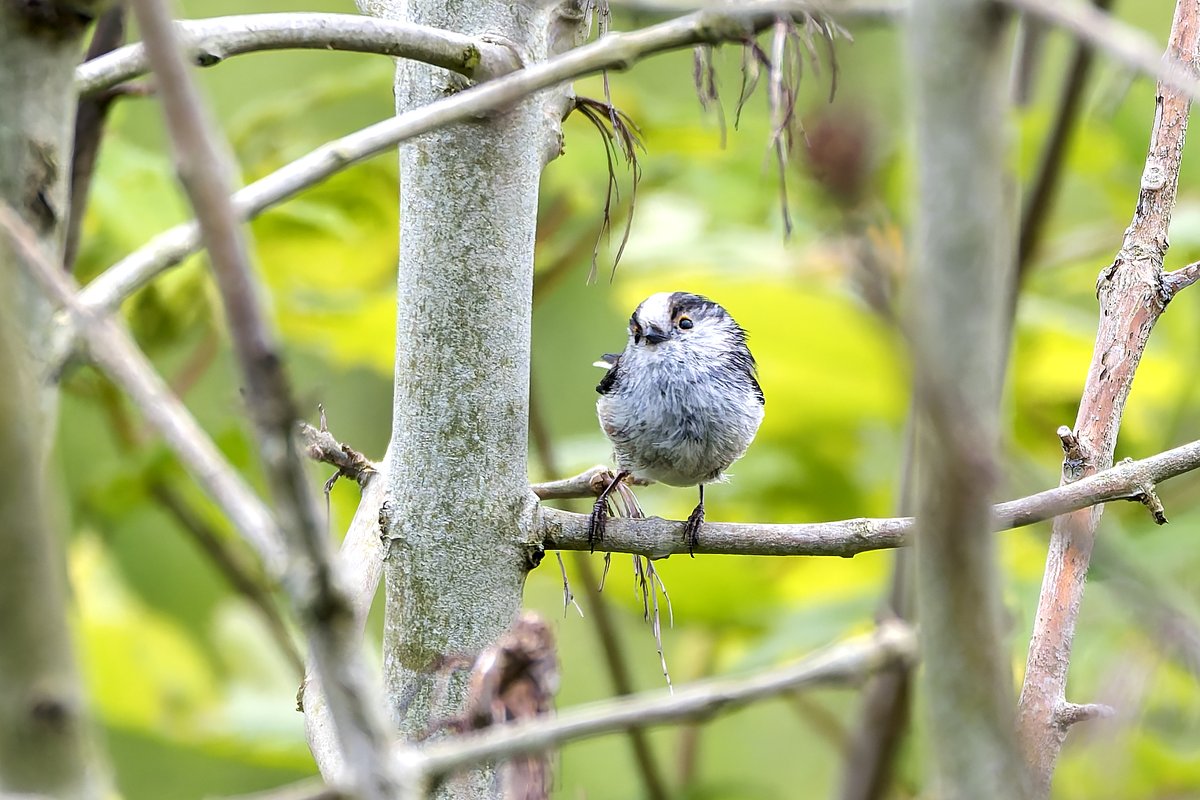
<box><xmin>908</xmin><ymin>1</ymin><xmax>1029</xmax><ymax>798</ymax></box>
<box><xmin>0</xmin><ymin>286</ymin><xmax>98</xmax><ymax>800</ymax></box>
<box><xmin>359</xmin><ymin>0</ymin><xmax>583</xmax><ymax>796</ymax></box>
<box><xmin>0</xmin><ymin>3</ymin><xmax>101</xmax><ymax>427</ymax></box>
<box><xmin>0</xmin><ymin>6</ymin><xmax>104</xmax><ymax>796</ymax></box>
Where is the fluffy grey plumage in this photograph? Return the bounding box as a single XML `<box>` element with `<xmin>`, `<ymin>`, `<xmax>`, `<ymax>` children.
<box><xmin>590</xmin><ymin>291</ymin><xmax>764</xmax><ymax>553</ymax></box>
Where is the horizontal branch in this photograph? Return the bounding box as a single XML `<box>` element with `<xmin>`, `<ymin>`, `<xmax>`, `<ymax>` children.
<box><xmin>1164</xmin><ymin>259</ymin><xmax>1200</xmax><ymax>295</ymax></box>
<box><xmin>77</xmin><ymin>0</ymin><xmax>842</xmax><ymax>315</ymax></box>
<box><xmin>530</xmin><ymin>465</ymin><xmax>612</xmax><ymax>500</ymax></box>
<box><xmin>299</xmin><ymin>419</ymin><xmax>377</xmax><ymax>488</ymax></box>
<box><xmin>539</xmin><ymin>437</ymin><xmax>1200</xmax><ymax>556</ymax></box>
<box><xmin>75</xmin><ymin>13</ymin><xmax>521</xmax><ymax>97</ymax></box>
<box><xmin>999</xmin><ymin>0</ymin><xmax>1200</xmax><ymax>103</ymax></box>
<box><xmin>1053</xmin><ymin>701</ymin><xmax>1115</xmax><ymax>728</ymax></box>
<box><xmin>415</xmin><ymin>622</ymin><xmax>916</xmax><ymax>779</ymax></box>
<box><xmin>610</xmin><ymin>0</ymin><xmax>904</xmax><ymax>19</ymax></box>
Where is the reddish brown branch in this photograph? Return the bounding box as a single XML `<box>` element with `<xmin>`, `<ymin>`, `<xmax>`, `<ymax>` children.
<box><xmin>1016</xmin><ymin>2</ymin><xmax>1200</xmax><ymax>795</ymax></box>
<box><xmin>1163</xmin><ymin>259</ymin><xmax>1200</xmax><ymax>295</ymax></box>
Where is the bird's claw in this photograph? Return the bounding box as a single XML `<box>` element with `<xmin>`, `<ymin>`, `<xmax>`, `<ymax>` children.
<box><xmin>683</xmin><ymin>505</ymin><xmax>704</xmax><ymax>557</ymax></box>
<box><xmin>587</xmin><ymin>498</ymin><xmax>607</xmax><ymax>552</ymax></box>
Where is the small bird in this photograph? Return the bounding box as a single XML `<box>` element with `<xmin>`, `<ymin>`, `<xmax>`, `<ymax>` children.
<box><xmin>591</xmin><ymin>291</ymin><xmax>765</xmax><ymax>555</ymax></box>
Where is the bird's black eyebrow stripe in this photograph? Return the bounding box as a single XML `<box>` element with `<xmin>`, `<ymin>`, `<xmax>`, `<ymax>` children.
<box><xmin>668</xmin><ymin>292</ymin><xmax>718</xmax><ymax>317</ymax></box>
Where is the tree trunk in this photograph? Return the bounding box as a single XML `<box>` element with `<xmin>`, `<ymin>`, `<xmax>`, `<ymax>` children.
<box><xmin>359</xmin><ymin>0</ymin><xmax>582</xmax><ymax>796</ymax></box>
<box><xmin>908</xmin><ymin>1</ymin><xmax>1029</xmax><ymax>797</ymax></box>
<box><xmin>0</xmin><ymin>5</ymin><xmax>103</xmax><ymax>797</ymax></box>
<box><xmin>0</xmin><ymin>3</ymin><xmax>102</xmax><ymax>427</ymax></box>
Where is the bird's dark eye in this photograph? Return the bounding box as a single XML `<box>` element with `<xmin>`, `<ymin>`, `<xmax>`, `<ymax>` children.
<box><xmin>678</xmin><ymin>316</ymin><xmax>694</xmax><ymax>330</ymax></box>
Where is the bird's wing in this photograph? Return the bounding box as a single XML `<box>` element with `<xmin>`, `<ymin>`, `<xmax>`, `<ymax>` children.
<box><xmin>595</xmin><ymin>354</ymin><xmax>621</xmax><ymax>394</ymax></box>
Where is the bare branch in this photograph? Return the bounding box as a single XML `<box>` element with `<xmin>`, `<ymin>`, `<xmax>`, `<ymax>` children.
<box><xmin>1016</xmin><ymin>0</ymin><xmax>1113</xmax><ymax>274</ymax></box>
<box><xmin>66</xmin><ymin>5</ymin><xmax>127</xmax><ymax>272</ymax></box>
<box><xmin>78</xmin><ymin>0</ymin><xmax>844</xmax><ymax>316</ymax></box>
<box><xmin>148</xmin><ymin>481</ymin><xmax>304</xmax><ymax>679</ymax></box>
<box><xmin>75</xmin><ymin>13</ymin><xmax>521</xmax><ymax>96</ymax></box>
<box><xmin>1163</xmin><ymin>259</ymin><xmax>1200</xmax><ymax>296</ymax></box>
<box><xmin>999</xmin><ymin>0</ymin><xmax>1200</xmax><ymax>104</ymax></box>
<box><xmin>0</xmin><ymin>205</ymin><xmax>287</xmax><ymax>575</ymax></box>
<box><xmin>1016</xmin><ymin>2</ymin><xmax>1200</xmax><ymax>795</ymax></box>
<box><xmin>300</xmin><ymin>458</ymin><xmax>390</xmax><ymax>779</ymax></box>
<box><xmin>127</xmin><ymin>2</ymin><xmax>398</xmax><ymax>795</ymax></box>
<box><xmin>540</xmin><ymin>435</ymin><xmax>1200</xmax><ymax>556</ymax></box>
<box><xmin>1053</xmin><ymin>702</ymin><xmax>1115</xmax><ymax>729</ymax></box>
<box><xmin>531</xmin><ymin>465</ymin><xmax>613</xmax><ymax>499</ymax></box>
<box><xmin>609</xmin><ymin>0</ymin><xmax>904</xmax><ymax>20</ymax></box>
<box><xmin>416</xmin><ymin>622</ymin><xmax>916</xmax><ymax>779</ymax></box>
<box><xmin>218</xmin><ymin>777</ymin><xmax>347</xmax><ymax>800</ymax></box>
<box><xmin>299</xmin><ymin>418</ymin><xmax>378</xmax><ymax>488</ymax></box>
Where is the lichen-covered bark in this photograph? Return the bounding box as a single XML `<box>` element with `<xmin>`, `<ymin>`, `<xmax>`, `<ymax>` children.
<box><xmin>0</xmin><ymin>4</ymin><xmax>104</xmax><ymax>797</ymax></box>
<box><xmin>908</xmin><ymin>0</ymin><xmax>1028</xmax><ymax>797</ymax></box>
<box><xmin>358</xmin><ymin>0</ymin><xmax>581</xmax><ymax>796</ymax></box>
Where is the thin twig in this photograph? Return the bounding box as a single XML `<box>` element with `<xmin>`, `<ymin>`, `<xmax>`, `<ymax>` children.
<box><xmin>217</xmin><ymin>776</ymin><xmax>348</xmax><ymax>800</ymax></box>
<box><xmin>1163</xmin><ymin>259</ymin><xmax>1200</xmax><ymax>296</ymax></box>
<box><xmin>838</xmin><ymin>415</ymin><xmax>916</xmax><ymax>800</ymax></box>
<box><xmin>66</xmin><ymin>5</ymin><xmax>127</xmax><ymax>272</ymax></box>
<box><xmin>416</xmin><ymin>622</ymin><xmax>917</xmax><ymax>779</ymax></box>
<box><xmin>149</xmin><ymin>481</ymin><xmax>305</xmax><ymax>679</ymax></box>
<box><xmin>1053</xmin><ymin>702</ymin><xmax>1115</xmax><ymax>728</ymax></box>
<box><xmin>539</xmin><ymin>435</ymin><xmax>1200</xmax><ymax>556</ymax></box>
<box><xmin>1016</xmin><ymin>0</ymin><xmax>1114</xmax><ymax>276</ymax></box>
<box><xmin>0</xmin><ymin>204</ymin><xmax>286</xmax><ymax>574</ymax></box>
<box><xmin>1000</xmin><ymin>0</ymin><xmax>1200</xmax><ymax>103</ymax></box>
<box><xmin>75</xmin><ymin>13</ymin><xmax>522</xmax><ymax>96</ymax></box>
<box><xmin>531</xmin><ymin>465</ymin><xmax>614</xmax><ymax>499</ymax></box>
<box><xmin>127</xmin><ymin>1</ymin><xmax>398</xmax><ymax>795</ymax></box>
<box><xmin>299</xmin><ymin>418</ymin><xmax>378</xmax><ymax>489</ymax></box>
<box><xmin>78</xmin><ymin>1</ymin><xmax>845</xmax><ymax>316</ymax></box>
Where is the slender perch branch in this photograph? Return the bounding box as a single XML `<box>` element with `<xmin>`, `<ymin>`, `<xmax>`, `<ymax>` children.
<box><xmin>75</xmin><ymin>13</ymin><xmax>522</xmax><ymax>96</ymax></box>
<box><xmin>539</xmin><ymin>436</ymin><xmax>1200</xmax><ymax>556</ymax></box>
<box><xmin>127</xmin><ymin>1</ymin><xmax>398</xmax><ymax>795</ymax></box>
<box><xmin>415</xmin><ymin>622</ymin><xmax>917</xmax><ymax>779</ymax></box>
<box><xmin>1016</xmin><ymin>2</ymin><xmax>1200</xmax><ymax>795</ymax></box>
<box><xmin>78</xmin><ymin>1</ymin><xmax>854</xmax><ymax>316</ymax></box>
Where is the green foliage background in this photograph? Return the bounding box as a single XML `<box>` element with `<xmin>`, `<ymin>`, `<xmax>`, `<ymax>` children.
<box><xmin>63</xmin><ymin>0</ymin><xmax>1200</xmax><ymax>797</ymax></box>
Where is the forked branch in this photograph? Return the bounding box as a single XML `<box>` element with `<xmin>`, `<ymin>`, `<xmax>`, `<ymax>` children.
<box><xmin>1015</xmin><ymin>1</ymin><xmax>1200</xmax><ymax>795</ymax></box>
<box><xmin>77</xmin><ymin>1</ymin><xmax>853</xmax><ymax>316</ymax></box>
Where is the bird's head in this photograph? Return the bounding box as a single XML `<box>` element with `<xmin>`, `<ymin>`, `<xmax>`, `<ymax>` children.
<box><xmin>626</xmin><ymin>291</ymin><xmax>748</xmax><ymax>358</ymax></box>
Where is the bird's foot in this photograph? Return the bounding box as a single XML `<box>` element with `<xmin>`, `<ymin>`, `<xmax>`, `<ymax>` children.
<box><xmin>683</xmin><ymin>503</ymin><xmax>705</xmax><ymax>557</ymax></box>
<box><xmin>587</xmin><ymin>498</ymin><xmax>608</xmax><ymax>552</ymax></box>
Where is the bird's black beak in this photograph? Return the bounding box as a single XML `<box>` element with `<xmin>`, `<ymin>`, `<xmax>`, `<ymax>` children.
<box><xmin>643</xmin><ymin>326</ymin><xmax>669</xmax><ymax>345</ymax></box>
